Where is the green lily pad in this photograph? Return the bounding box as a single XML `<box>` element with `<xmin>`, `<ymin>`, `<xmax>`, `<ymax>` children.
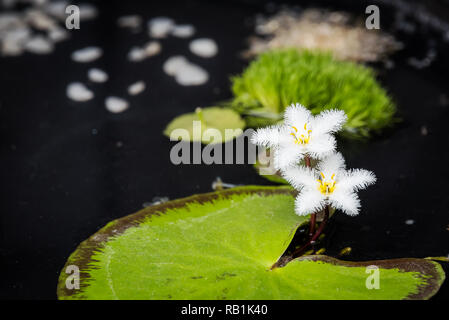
<box><xmin>58</xmin><ymin>186</ymin><xmax>445</xmax><ymax>300</ymax></box>
<box><xmin>163</xmin><ymin>107</ymin><xmax>246</xmax><ymax>144</ymax></box>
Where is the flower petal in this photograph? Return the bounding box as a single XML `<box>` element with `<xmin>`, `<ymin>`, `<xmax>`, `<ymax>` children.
<box><xmin>316</xmin><ymin>152</ymin><xmax>346</xmax><ymax>174</ymax></box>
<box><xmin>251</xmin><ymin>125</ymin><xmax>283</xmax><ymax>148</ymax></box>
<box><xmin>328</xmin><ymin>190</ymin><xmax>360</xmax><ymax>216</ymax></box>
<box><xmin>295</xmin><ymin>189</ymin><xmax>326</xmax><ymax>216</ymax></box>
<box><xmin>281</xmin><ymin>166</ymin><xmax>317</xmax><ymax>191</ymax></box>
<box><xmin>337</xmin><ymin>169</ymin><xmax>376</xmax><ymax>193</ymax></box>
<box><xmin>305</xmin><ymin>134</ymin><xmax>336</xmax><ymax>159</ymax></box>
<box><xmin>284</xmin><ymin>103</ymin><xmax>312</xmax><ymax>126</ymax></box>
<box><xmin>273</xmin><ymin>145</ymin><xmax>305</xmax><ymax>170</ymax></box>
<box><xmin>311</xmin><ymin>109</ymin><xmax>347</xmax><ymax>136</ymax></box>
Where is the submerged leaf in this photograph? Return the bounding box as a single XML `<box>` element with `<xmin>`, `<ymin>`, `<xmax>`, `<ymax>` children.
<box><xmin>58</xmin><ymin>186</ymin><xmax>445</xmax><ymax>300</ymax></box>
<box><xmin>163</xmin><ymin>107</ymin><xmax>245</xmax><ymax>144</ymax></box>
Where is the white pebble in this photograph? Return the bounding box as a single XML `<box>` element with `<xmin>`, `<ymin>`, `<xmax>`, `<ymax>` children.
<box><xmin>43</xmin><ymin>1</ymin><xmax>70</xmax><ymax>21</ymax></box>
<box><xmin>189</xmin><ymin>38</ymin><xmax>218</xmax><ymax>58</ymax></box>
<box><xmin>127</xmin><ymin>41</ymin><xmax>161</xmax><ymax>62</ymax></box>
<box><xmin>88</xmin><ymin>68</ymin><xmax>108</xmax><ymax>83</ymax></box>
<box><xmin>128</xmin><ymin>81</ymin><xmax>146</xmax><ymax>95</ymax></box>
<box><xmin>144</xmin><ymin>41</ymin><xmax>161</xmax><ymax>56</ymax></box>
<box><xmin>71</xmin><ymin>46</ymin><xmax>102</xmax><ymax>63</ymax></box>
<box><xmin>405</xmin><ymin>219</ymin><xmax>415</xmax><ymax>225</ymax></box>
<box><xmin>163</xmin><ymin>56</ymin><xmax>188</xmax><ymax>76</ymax></box>
<box><xmin>0</xmin><ymin>26</ymin><xmax>30</xmax><ymax>56</ymax></box>
<box><xmin>24</xmin><ymin>35</ymin><xmax>54</xmax><ymax>54</ymax></box>
<box><xmin>171</xmin><ymin>24</ymin><xmax>195</xmax><ymax>38</ymax></box>
<box><xmin>45</xmin><ymin>3</ymin><xmax>97</xmax><ymax>21</ymax></box>
<box><xmin>127</xmin><ymin>46</ymin><xmax>146</xmax><ymax>62</ymax></box>
<box><xmin>66</xmin><ymin>82</ymin><xmax>94</xmax><ymax>102</ymax></box>
<box><xmin>78</xmin><ymin>4</ymin><xmax>98</xmax><ymax>21</ymax></box>
<box><xmin>47</xmin><ymin>27</ymin><xmax>68</xmax><ymax>42</ymax></box>
<box><xmin>148</xmin><ymin>16</ymin><xmax>174</xmax><ymax>38</ymax></box>
<box><xmin>0</xmin><ymin>13</ymin><xmax>23</xmax><ymax>30</ymax></box>
<box><xmin>117</xmin><ymin>15</ymin><xmax>142</xmax><ymax>29</ymax></box>
<box><xmin>175</xmin><ymin>63</ymin><xmax>208</xmax><ymax>86</ymax></box>
<box><xmin>105</xmin><ymin>96</ymin><xmax>129</xmax><ymax>113</ymax></box>
<box><xmin>25</xmin><ymin>9</ymin><xmax>57</xmax><ymax>31</ymax></box>
<box><xmin>1</xmin><ymin>39</ymin><xmax>23</xmax><ymax>56</ymax></box>
<box><xmin>163</xmin><ymin>55</ymin><xmax>209</xmax><ymax>85</ymax></box>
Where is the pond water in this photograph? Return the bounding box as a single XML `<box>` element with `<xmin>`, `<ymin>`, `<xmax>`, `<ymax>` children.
<box><xmin>0</xmin><ymin>0</ymin><xmax>448</xmax><ymax>299</ymax></box>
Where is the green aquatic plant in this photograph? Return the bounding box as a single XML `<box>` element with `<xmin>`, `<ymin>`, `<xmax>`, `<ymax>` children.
<box><xmin>58</xmin><ymin>108</ymin><xmax>445</xmax><ymax>300</ymax></box>
<box><xmin>164</xmin><ymin>107</ymin><xmax>245</xmax><ymax>144</ymax></box>
<box><xmin>253</xmin><ymin>104</ymin><xmax>376</xmax><ymax>259</ymax></box>
<box><xmin>230</xmin><ymin>50</ymin><xmax>396</xmax><ymax>138</ymax></box>
<box><xmin>58</xmin><ymin>186</ymin><xmax>445</xmax><ymax>300</ymax></box>
<box><xmin>66</xmin><ymin>97</ymin><xmax>446</xmax><ymax>300</ymax></box>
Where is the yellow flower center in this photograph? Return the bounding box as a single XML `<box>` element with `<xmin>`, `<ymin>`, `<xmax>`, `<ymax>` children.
<box><xmin>291</xmin><ymin>123</ymin><xmax>312</xmax><ymax>145</ymax></box>
<box><xmin>317</xmin><ymin>172</ymin><xmax>336</xmax><ymax>195</ymax></box>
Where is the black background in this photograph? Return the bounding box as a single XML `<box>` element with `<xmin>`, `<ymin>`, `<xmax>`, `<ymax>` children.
<box><xmin>1</xmin><ymin>0</ymin><xmax>449</xmax><ymax>299</ymax></box>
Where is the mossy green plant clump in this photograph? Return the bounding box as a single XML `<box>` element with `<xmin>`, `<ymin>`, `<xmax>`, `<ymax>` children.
<box><xmin>230</xmin><ymin>50</ymin><xmax>396</xmax><ymax>138</ymax></box>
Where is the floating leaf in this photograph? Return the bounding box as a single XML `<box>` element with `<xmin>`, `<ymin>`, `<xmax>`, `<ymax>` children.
<box><xmin>163</xmin><ymin>107</ymin><xmax>245</xmax><ymax>144</ymax></box>
<box><xmin>58</xmin><ymin>186</ymin><xmax>445</xmax><ymax>300</ymax></box>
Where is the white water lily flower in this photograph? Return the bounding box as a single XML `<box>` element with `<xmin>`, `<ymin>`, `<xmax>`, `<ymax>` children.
<box><xmin>252</xmin><ymin>103</ymin><xmax>347</xmax><ymax>170</ymax></box>
<box><xmin>282</xmin><ymin>152</ymin><xmax>376</xmax><ymax>217</ymax></box>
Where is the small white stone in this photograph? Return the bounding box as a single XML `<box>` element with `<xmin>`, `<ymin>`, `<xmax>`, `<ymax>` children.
<box><xmin>144</xmin><ymin>41</ymin><xmax>161</xmax><ymax>56</ymax></box>
<box><xmin>163</xmin><ymin>55</ymin><xmax>188</xmax><ymax>76</ymax></box>
<box><xmin>0</xmin><ymin>26</ymin><xmax>30</xmax><ymax>56</ymax></box>
<box><xmin>4</xmin><ymin>26</ymin><xmax>31</xmax><ymax>42</ymax></box>
<box><xmin>25</xmin><ymin>9</ymin><xmax>56</xmax><ymax>30</ymax></box>
<box><xmin>163</xmin><ymin>56</ymin><xmax>209</xmax><ymax>86</ymax></box>
<box><xmin>127</xmin><ymin>46</ymin><xmax>146</xmax><ymax>62</ymax></box>
<box><xmin>405</xmin><ymin>219</ymin><xmax>415</xmax><ymax>225</ymax></box>
<box><xmin>171</xmin><ymin>24</ymin><xmax>195</xmax><ymax>38</ymax></box>
<box><xmin>43</xmin><ymin>1</ymin><xmax>69</xmax><ymax>21</ymax></box>
<box><xmin>420</xmin><ymin>126</ymin><xmax>428</xmax><ymax>136</ymax></box>
<box><xmin>189</xmin><ymin>38</ymin><xmax>218</xmax><ymax>58</ymax></box>
<box><xmin>88</xmin><ymin>68</ymin><xmax>108</xmax><ymax>83</ymax></box>
<box><xmin>128</xmin><ymin>81</ymin><xmax>146</xmax><ymax>95</ymax></box>
<box><xmin>105</xmin><ymin>96</ymin><xmax>129</xmax><ymax>113</ymax></box>
<box><xmin>1</xmin><ymin>39</ymin><xmax>23</xmax><ymax>56</ymax></box>
<box><xmin>0</xmin><ymin>13</ymin><xmax>24</xmax><ymax>30</ymax></box>
<box><xmin>127</xmin><ymin>41</ymin><xmax>161</xmax><ymax>62</ymax></box>
<box><xmin>24</xmin><ymin>35</ymin><xmax>54</xmax><ymax>54</ymax></box>
<box><xmin>66</xmin><ymin>82</ymin><xmax>94</xmax><ymax>102</ymax></box>
<box><xmin>175</xmin><ymin>62</ymin><xmax>208</xmax><ymax>86</ymax></box>
<box><xmin>148</xmin><ymin>16</ymin><xmax>174</xmax><ymax>38</ymax></box>
<box><xmin>78</xmin><ymin>4</ymin><xmax>98</xmax><ymax>21</ymax></box>
<box><xmin>71</xmin><ymin>46</ymin><xmax>102</xmax><ymax>63</ymax></box>
<box><xmin>117</xmin><ymin>15</ymin><xmax>142</xmax><ymax>29</ymax></box>
<box><xmin>47</xmin><ymin>27</ymin><xmax>68</xmax><ymax>42</ymax></box>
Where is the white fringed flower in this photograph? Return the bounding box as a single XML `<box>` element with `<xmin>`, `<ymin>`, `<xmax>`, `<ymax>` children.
<box><xmin>252</xmin><ymin>103</ymin><xmax>347</xmax><ymax>170</ymax></box>
<box><xmin>282</xmin><ymin>152</ymin><xmax>376</xmax><ymax>217</ymax></box>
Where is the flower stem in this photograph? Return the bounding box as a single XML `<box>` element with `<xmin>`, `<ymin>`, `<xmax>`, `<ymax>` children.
<box><xmin>270</xmin><ymin>207</ymin><xmax>330</xmax><ymax>270</ymax></box>
<box><xmin>304</xmin><ymin>154</ymin><xmax>316</xmax><ymax>236</ymax></box>
<box><xmin>305</xmin><ymin>155</ymin><xmax>311</xmax><ymax>167</ymax></box>
<box><xmin>195</xmin><ymin>107</ymin><xmax>204</xmax><ymax>122</ymax></box>
<box><xmin>309</xmin><ymin>212</ymin><xmax>316</xmax><ymax>237</ymax></box>
<box><xmin>292</xmin><ymin>206</ymin><xmax>330</xmax><ymax>259</ymax></box>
